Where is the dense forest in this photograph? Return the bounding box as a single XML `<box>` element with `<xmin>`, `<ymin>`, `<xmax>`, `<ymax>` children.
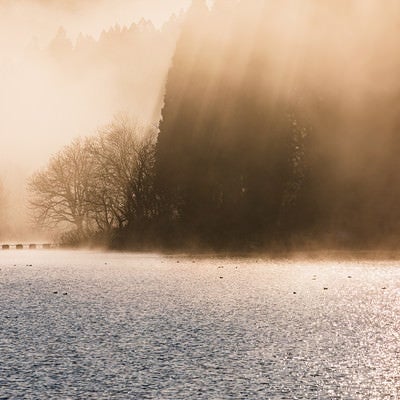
<box><xmin>29</xmin><ymin>0</ymin><xmax>400</xmax><ymax>251</ymax></box>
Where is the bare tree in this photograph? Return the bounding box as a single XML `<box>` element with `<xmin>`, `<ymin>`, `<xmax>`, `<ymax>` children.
<box><xmin>28</xmin><ymin>138</ymin><xmax>94</xmax><ymax>238</ymax></box>
<box><xmin>87</xmin><ymin>117</ymin><xmax>157</xmax><ymax>231</ymax></box>
<box><xmin>28</xmin><ymin>117</ymin><xmax>158</xmax><ymax>243</ymax></box>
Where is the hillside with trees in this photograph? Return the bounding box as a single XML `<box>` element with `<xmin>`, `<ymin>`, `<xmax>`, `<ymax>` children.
<box><xmin>28</xmin><ymin>0</ymin><xmax>400</xmax><ymax>251</ymax></box>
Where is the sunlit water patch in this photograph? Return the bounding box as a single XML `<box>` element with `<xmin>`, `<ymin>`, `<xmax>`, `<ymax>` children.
<box><xmin>0</xmin><ymin>250</ymin><xmax>399</xmax><ymax>399</ymax></box>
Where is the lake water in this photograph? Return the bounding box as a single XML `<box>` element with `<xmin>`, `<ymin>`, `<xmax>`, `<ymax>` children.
<box><xmin>0</xmin><ymin>250</ymin><xmax>399</xmax><ymax>399</ymax></box>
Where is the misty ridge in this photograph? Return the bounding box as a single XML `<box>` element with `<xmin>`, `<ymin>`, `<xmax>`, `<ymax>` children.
<box><xmin>46</xmin><ymin>17</ymin><xmax>179</xmax><ymax>121</ymax></box>
<box><xmin>3</xmin><ymin>0</ymin><xmax>400</xmax><ymax>251</ymax></box>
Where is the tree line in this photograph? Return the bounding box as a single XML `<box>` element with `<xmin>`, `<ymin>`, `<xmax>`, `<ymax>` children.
<box><xmin>29</xmin><ymin>0</ymin><xmax>400</xmax><ymax>250</ymax></box>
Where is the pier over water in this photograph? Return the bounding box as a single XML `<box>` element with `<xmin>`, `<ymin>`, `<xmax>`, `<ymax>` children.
<box><xmin>1</xmin><ymin>243</ymin><xmax>56</xmax><ymax>250</ymax></box>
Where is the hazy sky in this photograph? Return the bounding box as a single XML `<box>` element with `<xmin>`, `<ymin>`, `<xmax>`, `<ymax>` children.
<box><xmin>0</xmin><ymin>0</ymin><xmax>191</xmax><ymax>172</ymax></box>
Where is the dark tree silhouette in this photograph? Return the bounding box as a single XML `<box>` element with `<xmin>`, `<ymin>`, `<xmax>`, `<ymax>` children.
<box><xmin>156</xmin><ymin>0</ymin><xmax>309</xmax><ymax>248</ymax></box>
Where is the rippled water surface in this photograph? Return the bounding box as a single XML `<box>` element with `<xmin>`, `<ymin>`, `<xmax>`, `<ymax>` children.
<box><xmin>0</xmin><ymin>250</ymin><xmax>399</xmax><ymax>399</ymax></box>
